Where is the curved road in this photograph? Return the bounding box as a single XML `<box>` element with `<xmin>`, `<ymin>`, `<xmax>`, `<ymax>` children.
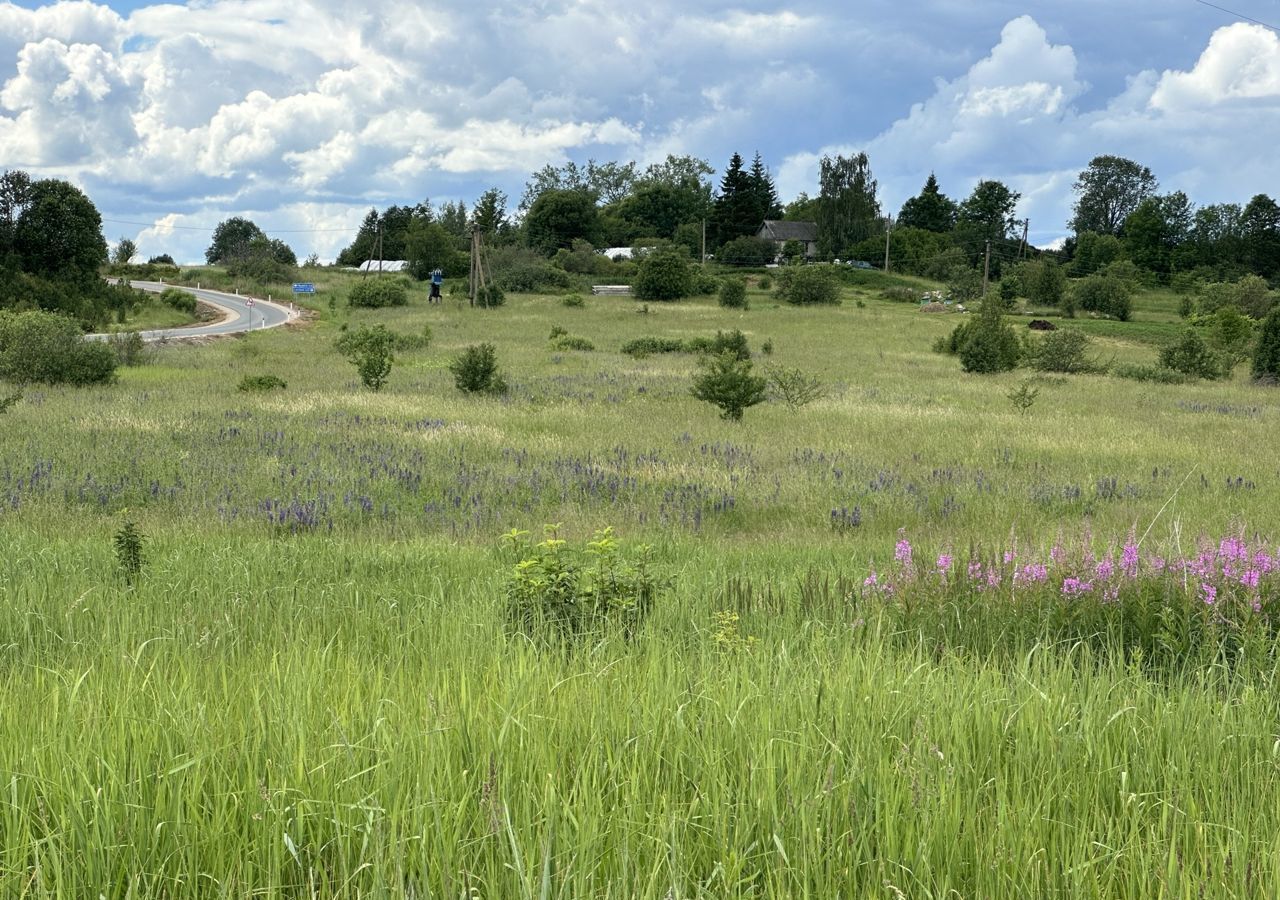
<box><xmin>91</xmin><ymin>281</ymin><xmax>300</xmax><ymax>341</ymax></box>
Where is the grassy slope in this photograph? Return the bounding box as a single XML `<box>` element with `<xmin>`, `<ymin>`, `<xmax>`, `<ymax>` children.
<box><xmin>3</xmin><ymin>268</ymin><xmax>1279</xmax><ymax>896</ymax></box>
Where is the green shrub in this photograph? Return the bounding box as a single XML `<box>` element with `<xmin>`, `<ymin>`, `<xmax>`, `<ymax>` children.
<box><xmin>691</xmin><ymin>351</ymin><xmax>767</xmax><ymax>421</ymax></box>
<box><xmin>774</xmin><ymin>265</ymin><xmax>841</xmax><ymax>305</ymax></box>
<box><xmin>502</xmin><ymin>526</ymin><xmax>659</xmax><ymax>644</ymax></box>
<box><xmin>691</xmin><ymin>269</ymin><xmax>720</xmax><ymax>296</ymax></box>
<box><xmin>493</xmin><ymin>261</ymin><xmax>573</xmax><ymax>294</ymax></box>
<box><xmin>633</xmin><ymin>249</ymin><xmax>694</xmax><ymax>301</ymax></box>
<box><xmin>934</xmin><ymin>319</ymin><xmax>975</xmax><ymax>355</ymax></box>
<box><xmin>391</xmin><ymin>325</ymin><xmax>433</xmax><ymax>352</ymax></box>
<box><xmin>945</xmin><ymin>267</ymin><xmax>983</xmax><ymax>305</ymax></box>
<box><xmin>1026</xmin><ymin>328</ymin><xmax>1097</xmax><ymax>374</ymax></box>
<box><xmin>881</xmin><ymin>286</ymin><xmax>917</xmax><ymax>303</ymax></box>
<box><xmin>106</xmin><ymin>330</ymin><xmax>149</xmax><ymax>366</ymax></box>
<box><xmin>0</xmin><ymin>310</ymin><xmax>117</xmax><ymax>385</ymax></box>
<box><xmin>474</xmin><ymin>284</ymin><xmax>506</xmax><ymax>309</ymax></box>
<box><xmin>552</xmin><ymin>335</ymin><xmax>594</xmax><ymax>351</ymax></box>
<box><xmin>718</xmin><ymin>236</ymin><xmax>776</xmax><ymax>267</ymax></box>
<box><xmin>758</xmin><ymin>275</ymin><xmax>772</xmax><ymax>291</ymax></box>
<box><xmin>686</xmin><ymin>329</ymin><xmax>750</xmax><ymax>360</ymax></box>
<box><xmin>1021</xmin><ymin>258</ymin><xmax>1067</xmax><ymax>307</ymax></box>
<box><xmin>959</xmin><ymin>301</ymin><xmax>1021</xmax><ymax>374</ymax></box>
<box><xmin>766</xmin><ymin>365</ymin><xmax>826</xmax><ymax>411</ymax></box>
<box><xmin>549</xmin><ymin>325</ymin><xmax>569</xmax><ymax>340</ymax></box>
<box><xmin>1112</xmin><ymin>364</ymin><xmax>1189</xmax><ymax>385</ymax></box>
<box><xmin>1159</xmin><ymin>329</ymin><xmax>1223</xmax><ymax>380</ymax></box>
<box><xmin>449</xmin><ymin>343</ymin><xmax>507</xmax><ymax>394</ymax></box>
<box><xmin>334</xmin><ymin>324</ymin><xmax>395</xmax><ymax>390</ymax></box>
<box><xmin>621</xmin><ymin>337</ymin><xmax>685</xmax><ymax>357</ymax></box>
<box><xmin>238</xmin><ymin>374</ymin><xmax>287</xmax><ymax>392</ymax></box>
<box><xmin>1251</xmin><ymin>306</ymin><xmax>1280</xmax><ymax>382</ymax></box>
<box><xmin>719</xmin><ymin>278</ymin><xmax>748</xmax><ymax>309</ymax></box>
<box><xmin>561</xmin><ymin>293</ymin><xmax>586</xmax><ymax>308</ymax></box>
<box><xmin>1210</xmin><ymin>306</ymin><xmax>1253</xmax><ymax>364</ymax></box>
<box><xmin>113</xmin><ymin>520</ymin><xmax>144</xmax><ymax>587</ymax></box>
<box><xmin>157</xmin><ymin>287</ymin><xmax>197</xmax><ymax>314</ymax></box>
<box><xmin>1074</xmin><ymin>275</ymin><xmax>1133</xmax><ymax>321</ymax></box>
<box><xmin>348</xmin><ymin>279</ymin><xmax>408</xmax><ymax>308</ymax></box>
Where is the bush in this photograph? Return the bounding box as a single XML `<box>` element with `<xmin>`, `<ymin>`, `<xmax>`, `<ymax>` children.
<box><xmin>1230</xmin><ymin>275</ymin><xmax>1275</xmax><ymax>320</ymax></box>
<box><xmin>474</xmin><ymin>284</ymin><xmax>506</xmax><ymax>309</ymax></box>
<box><xmin>757</xmin><ymin>275</ymin><xmax>772</xmax><ymax>291</ymax></box>
<box><xmin>1074</xmin><ymin>275</ymin><xmax>1133</xmax><ymax>321</ymax></box>
<box><xmin>959</xmin><ymin>300</ymin><xmax>1021</xmax><ymax>374</ymax></box>
<box><xmin>1112</xmin><ymin>364</ymin><xmax>1190</xmax><ymax>385</ymax></box>
<box><xmin>690</xmin><ymin>351</ymin><xmax>767</xmax><ymax>421</ymax></box>
<box><xmin>719</xmin><ymin>278</ymin><xmax>748</xmax><ymax>309</ymax></box>
<box><xmin>561</xmin><ymin>293</ymin><xmax>586</xmax><ymax>308</ymax></box>
<box><xmin>718</xmin><ymin>236</ymin><xmax>776</xmax><ymax>267</ymax></box>
<box><xmin>158</xmin><ymin>287</ymin><xmax>197</xmax><ymax>314</ymax></box>
<box><xmin>493</xmin><ymin>261</ymin><xmax>574</xmax><ymax>294</ymax></box>
<box><xmin>621</xmin><ymin>336</ymin><xmax>685</xmax><ymax>357</ymax></box>
<box><xmin>503</xmin><ymin>526</ymin><xmax>659</xmax><ymax>644</ymax></box>
<box><xmin>449</xmin><ymin>343</ymin><xmax>507</xmax><ymax>394</ymax></box>
<box><xmin>766</xmin><ymin>365</ymin><xmax>826</xmax><ymax>411</ymax></box>
<box><xmin>0</xmin><ymin>310</ymin><xmax>117</xmax><ymax>385</ymax></box>
<box><xmin>1159</xmin><ymin>329</ymin><xmax>1223</xmax><ymax>380</ymax></box>
<box><xmin>1210</xmin><ymin>305</ymin><xmax>1253</xmax><ymax>364</ymax></box>
<box><xmin>1026</xmin><ymin>328</ymin><xmax>1097</xmax><ymax>374</ymax></box>
<box><xmin>348</xmin><ymin>279</ymin><xmax>408</xmax><ymax>308</ymax></box>
<box><xmin>690</xmin><ymin>268</ymin><xmax>720</xmax><ymax>296</ymax></box>
<box><xmin>945</xmin><ymin>267</ymin><xmax>983</xmax><ymax>304</ymax></box>
<box><xmin>391</xmin><ymin>325</ymin><xmax>433</xmax><ymax>352</ymax></box>
<box><xmin>1251</xmin><ymin>306</ymin><xmax>1280</xmax><ymax>382</ymax></box>
<box><xmin>552</xmin><ymin>335</ymin><xmax>594</xmax><ymax>351</ymax></box>
<box><xmin>1021</xmin><ymin>258</ymin><xmax>1067</xmax><ymax>307</ymax></box>
<box><xmin>633</xmin><ymin>249</ymin><xmax>694</xmax><ymax>301</ymax></box>
<box><xmin>106</xmin><ymin>330</ymin><xmax>149</xmax><ymax>366</ymax></box>
<box><xmin>334</xmin><ymin>324</ymin><xmax>395</xmax><ymax>390</ymax></box>
<box><xmin>774</xmin><ymin>265</ymin><xmax>841</xmax><ymax>305</ymax></box>
<box><xmin>238</xmin><ymin>374</ymin><xmax>287</xmax><ymax>392</ymax></box>
<box><xmin>685</xmin><ymin>329</ymin><xmax>750</xmax><ymax>360</ymax></box>
<box><xmin>881</xmin><ymin>286</ymin><xmax>918</xmax><ymax>303</ymax></box>
<box><xmin>934</xmin><ymin>319</ymin><xmax>975</xmax><ymax>355</ymax></box>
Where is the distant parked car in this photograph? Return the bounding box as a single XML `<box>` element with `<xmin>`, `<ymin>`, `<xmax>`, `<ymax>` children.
<box><xmin>848</xmin><ymin>260</ymin><xmax>875</xmax><ymax>270</ymax></box>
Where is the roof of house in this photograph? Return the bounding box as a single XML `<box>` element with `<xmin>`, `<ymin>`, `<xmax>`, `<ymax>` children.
<box><xmin>759</xmin><ymin>220</ymin><xmax>818</xmax><ymax>242</ymax></box>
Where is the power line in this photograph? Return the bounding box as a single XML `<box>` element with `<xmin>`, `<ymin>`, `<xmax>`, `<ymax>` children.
<box><xmin>100</xmin><ymin>216</ymin><xmax>361</xmax><ymax>234</ymax></box>
<box><xmin>1193</xmin><ymin>0</ymin><xmax>1280</xmax><ymax>31</ymax></box>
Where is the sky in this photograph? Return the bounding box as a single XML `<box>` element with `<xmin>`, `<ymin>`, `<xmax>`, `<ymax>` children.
<box><xmin>2</xmin><ymin>0</ymin><xmax>1279</xmax><ymax>263</ymax></box>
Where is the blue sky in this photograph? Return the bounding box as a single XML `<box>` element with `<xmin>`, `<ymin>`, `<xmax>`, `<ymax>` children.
<box><xmin>2</xmin><ymin>0</ymin><xmax>1279</xmax><ymax>262</ymax></box>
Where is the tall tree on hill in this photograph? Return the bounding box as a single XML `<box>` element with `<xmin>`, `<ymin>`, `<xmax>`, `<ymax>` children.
<box><xmin>1190</xmin><ymin>203</ymin><xmax>1244</xmax><ymax>271</ymax></box>
<box><xmin>13</xmin><ymin>178</ymin><xmax>107</xmax><ymax>284</ymax></box>
<box><xmin>1070</xmin><ymin>155</ymin><xmax>1158</xmax><ymax>237</ymax></box>
<box><xmin>337</xmin><ymin>209</ymin><xmax>380</xmax><ymax>267</ymax></box>
<box><xmin>438</xmin><ymin>200</ymin><xmax>469</xmax><ymax>241</ymax></box>
<box><xmin>1124</xmin><ymin>192</ymin><xmax>1194</xmax><ymax>275</ymax></box>
<box><xmin>471</xmin><ymin>189</ymin><xmax>509</xmax><ymax>237</ymax></box>
<box><xmin>0</xmin><ymin>170</ymin><xmax>32</xmax><ymax>265</ymax></box>
<box><xmin>897</xmin><ymin>173</ymin><xmax>958</xmax><ymax>233</ymax></box>
<box><xmin>954</xmin><ymin>180</ymin><xmax>1021</xmax><ymax>275</ymax></box>
<box><xmin>815</xmin><ymin>152</ymin><xmax>881</xmax><ymax>259</ymax></box>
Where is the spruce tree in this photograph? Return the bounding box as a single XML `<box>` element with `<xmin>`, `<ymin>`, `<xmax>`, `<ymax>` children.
<box><xmin>897</xmin><ymin>173</ymin><xmax>958</xmax><ymax>233</ymax></box>
<box><xmin>747</xmin><ymin>152</ymin><xmax>782</xmax><ymax>225</ymax></box>
<box><xmin>712</xmin><ymin>153</ymin><xmax>754</xmax><ymax>247</ymax></box>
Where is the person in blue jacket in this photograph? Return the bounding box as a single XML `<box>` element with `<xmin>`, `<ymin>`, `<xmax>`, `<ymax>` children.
<box><xmin>429</xmin><ymin>268</ymin><xmax>443</xmax><ymax>303</ymax></box>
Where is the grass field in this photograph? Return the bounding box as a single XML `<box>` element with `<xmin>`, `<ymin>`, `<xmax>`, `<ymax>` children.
<box><xmin>3</xmin><ymin>268</ymin><xmax>1280</xmax><ymax>897</ymax></box>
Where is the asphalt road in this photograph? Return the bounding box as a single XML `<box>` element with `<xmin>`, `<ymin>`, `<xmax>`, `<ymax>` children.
<box><xmin>91</xmin><ymin>281</ymin><xmax>299</xmax><ymax>341</ymax></box>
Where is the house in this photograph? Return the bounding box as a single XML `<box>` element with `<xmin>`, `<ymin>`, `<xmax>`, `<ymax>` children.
<box><xmin>757</xmin><ymin>221</ymin><xmax>819</xmax><ymax>259</ymax></box>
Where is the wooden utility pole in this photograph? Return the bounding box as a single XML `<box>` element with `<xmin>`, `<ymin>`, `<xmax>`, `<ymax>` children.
<box><xmin>982</xmin><ymin>240</ymin><xmax>991</xmax><ymax>297</ymax></box>
<box><xmin>1019</xmin><ymin>219</ymin><xmax>1029</xmax><ymax>260</ymax></box>
<box><xmin>701</xmin><ymin>219</ymin><xmax>707</xmax><ymax>268</ymax></box>
<box><xmin>469</xmin><ymin>228</ymin><xmax>488</xmax><ymax>307</ymax></box>
<box><xmin>361</xmin><ymin>223</ymin><xmax>382</xmax><ymax>279</ymax></box>
<box><xmin>883</xmin><ymin>216</ymin><xmax>893</xmax><ymax>272</ymax></box>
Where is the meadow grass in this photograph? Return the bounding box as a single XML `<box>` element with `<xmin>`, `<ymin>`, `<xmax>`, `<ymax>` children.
<box><xmin>3</xmin><ymin>268</ymin><xmax>1280</xmax><ymax>896</ymax></box>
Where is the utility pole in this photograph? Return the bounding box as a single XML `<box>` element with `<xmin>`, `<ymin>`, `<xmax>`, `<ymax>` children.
<box><xmin>982</xmin><ymin>240</ymin><xmax>991</xmax><ymax>297</ymax></box>
<box><xmin>377</xmin><ymin>225</ymin><xmax>384</xmax><ymax>275</ymax></box>
<box><xmin>1019</xmin><ymin>219</ymin><xmax>1029</xmax><ymax>260</ymax></box>
<box><xmin>883</xmin><ymin>216</ymin><xmax>893</xmax><ymax>273</ymax></box>
<box><xmin>701</xmin><ymin>219</ymin><xmax>707</xmax><ymax>268</ymax></box>
<box><xmin>469</xmin><ymin>228</ymin><xmax>488</xmax><ymax>308</ymax></box>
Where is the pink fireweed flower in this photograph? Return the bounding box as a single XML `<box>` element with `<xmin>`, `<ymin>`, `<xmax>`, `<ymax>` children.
<box><xmin>1103</xmin><ymin>585</ymin><xmax>1120</xmax><ymax>603</ymax></box>
<box><xmin>863</xmin><ymin>571</ymin><xmax>879</xmax><ymax>589</ymax></box>
<box><xmin>967</xmin><ymin>560</ymin><xmax>983</xmax><ymax>580</ymax></box>
<box><xmin>1121</xmin><ymin>540</ymin><xmax>1139</xmax><ymax>577</ymax></box>
<box><xmin>1240</xmin><ymin>569</ymin><xmax>1260</xmax><ymax>590</ymax></box>
<box><xmin>936</xmin><ymin>554</ymin><xmax>953</xmax><ymax>575</ymax></box>
<box><xmin>1152</xmin><ymin>557</ymin><xmax>1167</xmax><ymax>573</ymax></box>
<box><xmin>1003</xmin><ymin>548</ymin><xmax>1017</xmax><ymax>565</ymax></box>
<box><xmin>1254</xmin><ymin>550</ymin><xmax>1275</xmax><ymax>574</ymax></box>
<box><xmin>1021</xmin><ymin>563</ymin><xmax>1048</xmax><ymax>583</ymax></box>
<box><xmin>894</xmin><ymin>538</ymin><xmax>913</xmax><ymax>568</ymax></box>
<box><xmin>1200</xmin><ymin>582</ymin><xmax>1217</xmax><ymax>605</ymax></box>
<box><xmin>1219</xmin><ymin>536</ymin><xmax>1247</xmax><ymax>562</ymax></box>
<box><xmin>1050</xmin><ymin>542</ymin><xmax>1065</xmax><ymax>564</ymax></box>
<box><xmin>1095</xmin><ymin>559</ymin><xmax>1114</xmax><ymax>580</ymax></box>
<box><xmin>1061</xmin><ymin>578</ymin><xmax>1092</xmax><ymax>597</ymax></box>
<box><xmin>986</xmin><ymin>569</ymin><xmax>1002</xmax><ymax>589</ymax></box>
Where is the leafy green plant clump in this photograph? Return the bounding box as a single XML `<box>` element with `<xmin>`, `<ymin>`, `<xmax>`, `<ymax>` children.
<box><xmin>633</xmin><ymin>249</ymin><xmax>693</xmax><ymax>301</ymax></box>
<box><xmin>1160</xmin><ymin>329</ymin><xmax>1224</xmax><ymax>380</ymax></box>
<box><xmin>552</xmin><ymin>335</ymin><xmax>594</xmax><ymax>352</ymax></box>
<box><xmin>691</xmin><ymin>351</ymin><xmax>767</xmax><ymax>421</ymax></box>
<box><xmin>1253</xmin><ymin>305</ymin><xmax>1280</xmax><ymax>382</ymax></box>
<box><xmin>335</xmin><ymin>324</ymin><xmax>395</xmax><ymax>390</ymax></box>
<box><xmin>1026</xmin><ymin>328</ymin><xmax>1099</xmax><ymax>374</ymax></box>
<box><xmin>0</xmin><ymin>310</ymin><xmax>116</xmax><ymax>386</ymax></box>
<box><xmin>450</xmin><ymin>343</ymin><xmax>508</xmax><ymax>395</ymax></box>
<box><xmin>719</xmin><ymin>278</ymin><xmax>748</xmax><ymax>309</ymax></box>
<box><xmin>774</xmin><ymin>264</ymin><xmax>842</xmax><ymax>305</ymax></box>
<box><xmin>348</xmin><ymin>279</ymin><xmax>408</xmax><ymax>309</ymax></box>
<box><xmin>503</xmin><ymin>526</ymin><xmax>660</xmax><ymax>644</ymax></box>
<box><xmin>622</xmin><ymin>330</ymin><xmax>749</xmax><ymax>360</ymax></box>
<box><xmin>238</xmin><ymin>374</ymin><xmax>287</xmax><ymax>392</ymax></box>
<box><xmin>158</xmin><ymin>287</ymin><xmax>197</xmax><ymax>314</ymax></box>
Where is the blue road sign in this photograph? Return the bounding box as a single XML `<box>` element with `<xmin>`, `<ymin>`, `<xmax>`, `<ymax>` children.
<box><xmin>292</xmin><ymin>282</ymin><xmax>315</xmax><ymax>294</ymax></box>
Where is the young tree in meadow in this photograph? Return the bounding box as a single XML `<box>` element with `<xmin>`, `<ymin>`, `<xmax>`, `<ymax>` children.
<box><xmin>897</xmin><ymin>173</ymin><xmax>958</xmax><ymax>233</ymax></box>
<box><xmin>815</xmin><ymin>152</ymin><xmax>881</xmax><ymax>258</ymax></box>
<box><xmin>1241</xmin><ymin>194</ymin><xmax>1280</xmax><ymax>279</ymax></box>
<box><xmin>1069</xmin><ymin>155</ymin><xmax>1158</xmax><ymax>237</ymax></box>
<box><xmin>111</xmin><ymin>238</ymin><xmax>137</xmax><ymax>266</ymax></box>
<box><xmin>954</xmin><ymin>180</ymin><xmax>1021</xmax><ymax>275</ymax></box>
<box><xmin>1253</xmin><ymin>305</ymin><xmax>1280</xmax><ymax>382</ymax></box>
<box><xmin>691</xmin><ymin>351</ymin><xmax>767</xmax><ymax>421</ymax></box>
